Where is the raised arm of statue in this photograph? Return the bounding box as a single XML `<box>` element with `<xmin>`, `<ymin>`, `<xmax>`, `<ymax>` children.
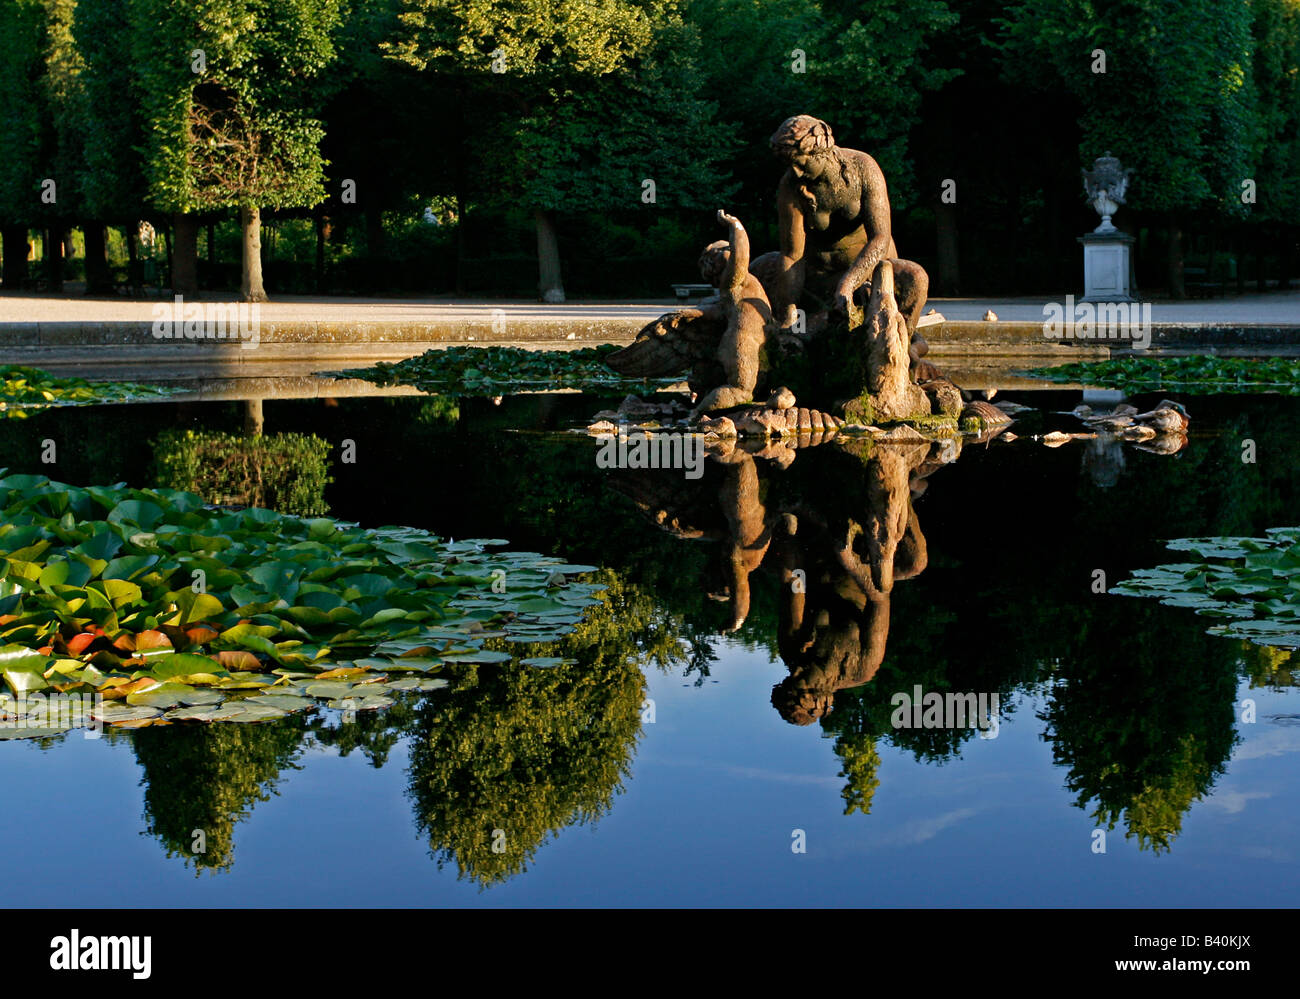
<box><xmin>688</xmin><ymin>210</ymin><xmax>772</xmax><ymax>420</ymax></box>
<box><xmin>717</xmin><ymin>209</ymin><xmax>749</xmax><ymax>295</ymax></box>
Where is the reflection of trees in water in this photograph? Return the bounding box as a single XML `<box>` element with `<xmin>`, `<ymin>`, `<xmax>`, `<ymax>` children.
<box><xmin>406</xmin><ymin>659</ymin><xmax>644</xmax><ymax>886</ymax></box>
<box><xmin>1247</xmin><ymin>643</ymin><xmax>1298</xmax><ymax>689</ymax></box>
<box><xmin>313</xmin><ymin>697</ymin><xmax>418</xmax><ymax>768</ymax></box>
<box><xmin>404</xmin><ymin>570</ymin><xmax>653</xmax><ymax>886</ymax></box>
<box><xmin>120</xmin><ymin>570</ymin><xmax>658</xmax><ymax>884</ymax></box>
<box><xmin>99</xmin><ymin>399</ymin><xmax>1300</xmax><ymax>873</ymax></box>
<box><xmin>129</xmin><ymin>718</ymin><xmax>307</xmax><ymax>873</ymax></box>
<box><xmin>151</xmin><ymin>429</ymin><xmax>333</xmax><ymax>516</ymax></box>
<box><xmin>1040</xmin><ymin>601</ymin><xmax>1239</xmax><ymax>853</ymax></box>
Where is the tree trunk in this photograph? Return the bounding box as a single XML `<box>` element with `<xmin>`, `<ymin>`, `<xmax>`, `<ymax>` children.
<box><xmin>453</xmin><ymin>107</ymin><xmax>469</xmax><ymax>296</ymax></box>
<box><xmin>1048</xmin><ymin>176</ymin><xmax>1064</xmax><ymax>289</ymax></box>
<box><xmin>1166</xmin><ymin>222</ymin><xmax>1185</xmax><ymax>299</ymax></box>
<box><xmin>315</xmin><ymin>209</ymin><xmax>331</xmax><ymax>293</ymax></box>
<box><xmin>82</xmin><ymin>223</ymin><xmax>112</xmax><ymax>295</ymax></box>
<box><xmin>364</xmin><ymin>209</ymin><xmax>385</xmax><ymax>293</ymax></box>
<box><xmin>239</xmin><ymin>204</ymin><xmax>267</xmax><ymax>302</ymax></box>
<box><xmin>125</xmin><ymin>225</ymin><xmax>140</xmax><ymax>294</ymax></box>
<box><xmin>2</xmin><ymin>226</ymin><xmax>29</xmax><ymax>288</ymax></box>
<box><xmin>162</xmin><ymin>221</ymin><xmax>172</xmax><ymax>287</ymax></box>
<box><xmin>454</xmin><ymin>191</ymin><xmax>467</xmax><ymax>295</ymax></box>
<box><xmin>243</xmin><ymin>398</ymin><xmax>264</xmax><ymax>436</ymax></box>
<box><xmin>365</xmin><ymin>209</ymin><xmax>385</xmax><ymax>259</ymax></box>
<box><xmin>1256</xmin><ymin>226</ymin><xmax>1267</xmax><ymax>291</ymax></box>
<box><xmin>1234</xmin><ymin>231</ymin><xmax>1245</xmax><ymax>294</ymax></box>
<box><xmin>205</xmin><ymin>219</ymin><xmax>215</xmax><ymax>289</ymax></box>
<box><xmin>934</xmin><ymin>200</ymin><xmax>960</xmax><ymax>296</ymax></box>
<box><xmin>1131</xmin><ymin>223</ymin><xmax>1142</xmax><ymax>299</ymax></box>
<box><xmin>44</xmin><ymin>228</ymin><xmax>65</xmax><ymax>292</ymax></box>
<box><xmin>535</xmin><ymin>208</ymin><xmax>565</xmax><ymax>303</ymax></box>
<box><xmin>172</xmin><ymin>212</ymin><xmax>199</xmax><ymax>298</ymax></box>
<box><xmin>1280</xmin><ymin>227</ymin><xmax>1295</xmax><ymax>290</ymax></box>
<box><xmin>1205</xmin><ymin>227</ymin><xmax>1218</xmax><ymax>298</ymax></box>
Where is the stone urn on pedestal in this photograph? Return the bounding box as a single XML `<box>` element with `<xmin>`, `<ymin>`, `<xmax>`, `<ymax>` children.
<box><xmin>1079</xmin><ymin>152</ymin><xmax>1135</xmax><ymax>303</ymax></box>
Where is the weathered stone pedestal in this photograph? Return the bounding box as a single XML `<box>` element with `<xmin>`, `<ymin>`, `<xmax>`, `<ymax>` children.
<box><xmin>1079</xmin><ymin>229</ymin><xmax>1135</xmax><ymax>303</ymax></box>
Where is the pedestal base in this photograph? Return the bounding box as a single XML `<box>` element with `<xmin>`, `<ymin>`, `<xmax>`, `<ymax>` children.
<box><xmin>1079</xmin><ymin>230</ymin><xmax>1135</xmax><ymax>303</ymax></box>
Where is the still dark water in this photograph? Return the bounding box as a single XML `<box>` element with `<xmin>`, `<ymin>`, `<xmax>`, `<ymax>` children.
<box><xmin>2</xmin><ymin>391</ymin><xmax>1297</xmax><ymax>906</ymax></box>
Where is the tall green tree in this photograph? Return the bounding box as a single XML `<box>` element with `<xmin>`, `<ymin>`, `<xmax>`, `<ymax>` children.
<box><xmin>998</xmin><ymin>0</ymin><xmax>1261</xmax><ymax>296</ymax></box>
<box><xmin>682</xmin><ymin>0</ymin><xmax>826</xmax><ymax>222</ymax></box>
<box><xmin>501</xmin><ymin>12</ymin><xmax>738</xmax><ymax>293</ymax></box>
<box><xmin>0</xmin><ymin>1</ymin><xmax>59</xmax><ymax>290</ymax></box>
<box><xmin>130</xmin><ymin>0</ymin><xmax>343</xmax><ymax>301</ymax></box>
<box><xmin>1251</xmin><ymin>0</ymin><xmax>1300</xmax><ymax>223</ymax></box>
<box><xmin>319</xmin><ymin>0</ymin><xmax>424</xmax><ymax>287</ymax></box>
<box><xmin>75</xmin><ymin>0</ymin><xmax>151</xmax><ymax>293</ymax></box>
<box><xmin>686</xmin><ymin>0</ymin><xmax>956</xmax><ymax>219</ymax></box>
<box><xmin>384</xmin><ymin>0</ymin><xmax>669</xmax><ymax>301</ymax></box>
<box><xmin>37</xmin><ymin>0</ymin><xmax>88</xmax><ymax>293</ymax></box>
<box><xmin>1246</xmin><ymin>0</ymin><xmax>1300</xmax><ymax>286</ymax></box>
<box><xmin>809</xmin><ymin>0</ymin><xmax>958</xmax><ymax>206</ymax></box>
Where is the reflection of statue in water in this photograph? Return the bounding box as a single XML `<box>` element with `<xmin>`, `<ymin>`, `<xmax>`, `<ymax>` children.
<box><xmin>612</xmin><ymin>434</ymin><xmax>952</xmax><ymax>724</ymax></box>
<box><xmin>770</xmin><ymin>441</ymin><xmax>933</xmax><ymax>725</ymax></box>
<box><xmin>611</xmin><ymin>434</ymin><xmax>955</xmax><ymax>817</ymax></box>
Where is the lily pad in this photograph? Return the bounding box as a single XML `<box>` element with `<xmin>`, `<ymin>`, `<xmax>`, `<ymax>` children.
<box><xmin>441</xmin><ymin>650</ymin><xmax>514</xmax><ymax>664</ymax></box>
<box><xmin>248</xmin><ymin>694</ymin><xmax>316</xmax><ymax>712</ymax></box>
<box><xmin>1117</xmin><ymin>528</ymin><xmax>1300</xmax><ymax>652</ymax></box>
<box><xmin>0</xmin><ymin>470</ymin><xmax>609</xmax><ymax>727</ymax></box>
<box><xmin>304</xmin><ymin>680</ymin><xmax>355</xmax><ymax>699</ymax></box>
<box><xmin>93</xmin><ymin>703</ymin><xmax>163</xmax><ymax>723</ymax></box>
<box><xmin>208</xmin><ymin>702</ymin><xmax>288</xmax><ymax>723</ymax></box>
<box><xmin>328</xmin><ymin>695</ymin><xmax>393</xmax><ymax>711</ymax></box>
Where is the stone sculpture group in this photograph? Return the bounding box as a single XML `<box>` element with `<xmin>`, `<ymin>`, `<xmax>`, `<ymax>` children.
<box><xmin>607</xmin><ymin>114</ymin><xmax>969</xmax><ymax>431</ymax></box>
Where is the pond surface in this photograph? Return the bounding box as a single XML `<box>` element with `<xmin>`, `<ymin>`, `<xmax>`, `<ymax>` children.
<box><xmin>2</xmin><ymin>390</ymin><xmax>1298</xmax><ymax>906</ymax></box>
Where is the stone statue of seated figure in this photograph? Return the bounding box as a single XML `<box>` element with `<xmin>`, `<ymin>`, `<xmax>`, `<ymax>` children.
<box><xmin>757</xmin><ymin>114</ymin><xmax>930</xmax><ymax>364</ymax></box>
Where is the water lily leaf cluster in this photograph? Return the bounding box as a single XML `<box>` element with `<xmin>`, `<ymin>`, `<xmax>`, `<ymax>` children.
<box><xmin>1029</xmin><ymin>356</ymin><xmax>1300</xmax><ymax>395</ymax></box>
<box><xmin>337</xmin><ymin>344</ymin><xmax>675</xmax><ymax>396</ymax></box>
<box><xmin>1113</xmin><ymin>528</ymin><xmax>1300</xmax><ymax>648</ymax></box>
<box><xmin>0</xmin><ymin>365</ymin><xmax>178</xmax><ymax>417</ymax></box>
<box><xmin>0</xmin><ymin>472</ymin><xmax>604</xmax><ymax>736</ymax></box>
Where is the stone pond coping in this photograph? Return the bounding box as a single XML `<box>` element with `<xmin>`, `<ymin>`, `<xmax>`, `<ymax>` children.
<box><xmin>2</xmin><ymin>317</ymin><xmax>1298</xmax><ymax>352</ymax></box>
<box><xmin>2</xmin><ymin>319</ymin><xmax>1298</xmax><ymax>399</ymax></box>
